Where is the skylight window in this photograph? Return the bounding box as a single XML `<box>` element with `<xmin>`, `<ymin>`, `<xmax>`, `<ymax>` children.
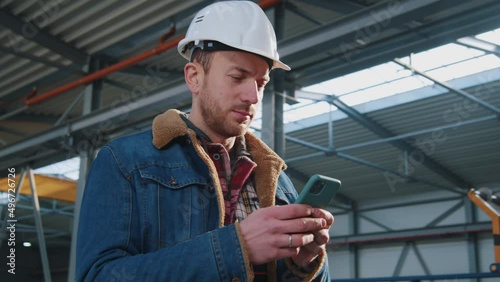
<box><xmin>476</xmin><ymin>28</ymin><xmax>500</xmax><ymax>45</ymax></box>
<box><xmin>34</xmin><ymin>157</ymin><xmax>80</xmax><ymax>180</ymax></box>
<box><xmin>252</xmin><ymin>27</ymin><xmax>500</xmax><ymax>130</ymax></box>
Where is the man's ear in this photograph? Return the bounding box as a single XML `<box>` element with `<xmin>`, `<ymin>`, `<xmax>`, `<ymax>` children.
<box><xmin>184</xmin><ymin>62</ymin><xmax>203</xmax><ymax>95</ymax></box>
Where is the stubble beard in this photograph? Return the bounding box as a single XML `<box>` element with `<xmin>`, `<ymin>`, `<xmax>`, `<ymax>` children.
<box><xmin>199</xmin><ymin>88</ymin><xmax>251</xmax><ymax>139</ymax></box>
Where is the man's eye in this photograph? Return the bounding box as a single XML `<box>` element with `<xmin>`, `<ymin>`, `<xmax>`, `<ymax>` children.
<box><xmin>258</xmin><ymin>81</ymin><xmax>269</xmax><ymax>90</ymax></box>
<box><xmin>230</xmin><ymin>76</ymin><xmax>243</xmax><ymax>81</ymax></box>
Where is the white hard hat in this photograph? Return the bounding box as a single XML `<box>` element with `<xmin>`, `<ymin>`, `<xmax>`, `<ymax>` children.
<box><xmin>178</xmin><ymin>0</ymin><xmax>290</xmax><ymax>71</ymax></box>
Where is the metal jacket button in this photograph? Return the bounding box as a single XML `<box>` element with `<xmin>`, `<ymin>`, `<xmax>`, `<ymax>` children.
<box><xmin>169</xmin><ymin>176</ymin><xmax>177</xmax><ymax>185</ymax></box>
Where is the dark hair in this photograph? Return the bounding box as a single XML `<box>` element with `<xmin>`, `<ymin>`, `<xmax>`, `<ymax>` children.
<box><xmin>191</xmin><ymin>48</ymin><xmax>214</xmax><ymax>73</ymax></box>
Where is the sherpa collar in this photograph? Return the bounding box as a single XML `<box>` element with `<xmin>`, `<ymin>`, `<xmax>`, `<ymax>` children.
<box><xmin>152</xmin><ymin>109</ymin><xmax>287</xmax><ymax>208</ymax></box>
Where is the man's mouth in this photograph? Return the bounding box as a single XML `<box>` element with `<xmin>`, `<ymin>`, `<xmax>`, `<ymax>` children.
<box><xmin>232</xmin><ymin>110</ymin><xmax>253</xmax><ymax>120</ymax></box>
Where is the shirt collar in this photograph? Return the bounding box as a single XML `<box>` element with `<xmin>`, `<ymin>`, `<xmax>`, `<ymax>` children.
<box><xmin>180</xmin><ymin>113</ymin><xmax>252</xmax><ymax>159</ymax></box>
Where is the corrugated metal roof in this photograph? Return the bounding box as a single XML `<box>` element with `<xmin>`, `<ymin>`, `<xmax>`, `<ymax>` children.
<box><xmin>1</xmin><ymin>0</ymin><xmax>499</xmax><ymax>249</ymax></box>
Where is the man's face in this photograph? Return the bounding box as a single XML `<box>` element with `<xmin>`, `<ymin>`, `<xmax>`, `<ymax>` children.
<box><xmin>196</xmin><ymin>51</ymin><xmax>270</xmax><ymax>139</ymax></box>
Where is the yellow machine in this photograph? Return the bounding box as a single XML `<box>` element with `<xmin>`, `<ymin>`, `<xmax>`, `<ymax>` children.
<box><xmin>468</xmin><ymin>188</ymin><xmax>500</xmax><ymax>273</ymax></box>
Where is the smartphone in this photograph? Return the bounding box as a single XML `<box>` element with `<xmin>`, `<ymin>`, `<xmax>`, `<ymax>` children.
<box><xmin>295</xmin><ymin>174</ymin><xmax>341</xmax><ymax>208</ymax></box>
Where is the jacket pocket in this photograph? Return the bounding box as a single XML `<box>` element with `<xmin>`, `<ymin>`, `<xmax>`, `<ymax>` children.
<box><xmin>137</xmin><ymin>164</ymin><xmax>217</xmax><ymax>251</ymax></box>
<box><xmin>139</xmin><ymin>163</ymin><xmax>209</xmax><ymax>189</ymax></box>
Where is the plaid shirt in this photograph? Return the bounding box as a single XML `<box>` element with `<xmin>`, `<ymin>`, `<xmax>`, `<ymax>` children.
<box><xmin>206</xmin><ymin>138</ymin><xmax>259</xmax><ymax>225</ymax></box>
<box><xmin>181</xmin><ymin>115</ymin><xmax>260</xmax><ymax>225</ymax></box>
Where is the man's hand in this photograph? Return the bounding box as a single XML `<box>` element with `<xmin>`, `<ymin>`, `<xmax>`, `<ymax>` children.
<box><xmin>291</xmin><ymin>208</ymin><xmax>334</xmax><ymax>268</ymax></box>
<box><xmin>239</xmin><ymin>204</ymin><xmax>333</xmax><ymax>265</ymax></box>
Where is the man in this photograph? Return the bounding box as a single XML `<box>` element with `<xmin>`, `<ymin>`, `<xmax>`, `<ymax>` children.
<box><xmin>76</xmin><ymin>1</ymin><xmax>333</xmax><ymax>281</ymax></box>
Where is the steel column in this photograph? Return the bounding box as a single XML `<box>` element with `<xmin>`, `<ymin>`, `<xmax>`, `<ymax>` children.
<box><xmin>28</xmin><ymin>168</ymin><xmax>52</xmax><ymax>282</ymax></box>
<box><xmin>349</xmin><ymin>202</ymin><xmax>360</xmax><ymax>278</ymax></box>
<box><xmin>273</xmin><ymin>1</ymin><xmax>286</xmax><ymax>157</ymax></box>
<box><xmin>68</xmin><ymin>60</ymin><xmax>100</xmax><ymax>281</ymax></box>
<box><xmin>464</xmin><ymin>197</ymin><xmax>480</xmax><ymax>274</ymax></box>
<box><xmin>261</xmin><ymin>90</ymin><xmax>276</xmax><ymax>150</ymax></box>
<box><xmin>82</xmin><ymin>58</ymin><xmax>103</xmax><ymax>113</ymax></box>
<box><xmin>328</xmin><ymin>104</ymin><xmax>335</xmax><ymax>150</ymax></box>
<box><xmin>261</xmin><ymin>2</ymin><xmax>286</xmax><ymax>153</ymax></box>
<box><xmin>67</xmin><ymin>150</ymin><xmax>91</xmax><ymax>282</ymax></box>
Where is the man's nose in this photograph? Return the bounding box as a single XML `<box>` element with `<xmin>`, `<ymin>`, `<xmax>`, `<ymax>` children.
<box><xmin>241</xmin><ymin>81</ymin><xmax>260</xmax><ymax>104</ymax></box>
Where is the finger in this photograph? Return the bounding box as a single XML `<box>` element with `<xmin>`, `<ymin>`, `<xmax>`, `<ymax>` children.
<box><xmin>277</xmin><ymin>247</ymin><xmax>300</xmax><ymax>259</ymax></box>
<box><xmin>279</xmin><ymin>217</ymin><xmax>326</xmax><ymax>234</ymax></box>
<box><xmin>302</xmin><ymin>241</ymin><xmax>325</xmax><ymax>256</ymax></box>
<box><xmin>293</xmin><ymin>247</ymin><xmax>324</xmax><ymax>268</ymax></box>
<box><xmin>313</xmin><ymin>229</ymin><xmax>330</xmax><ymax>245</ymax></box>
<box><xmin>271</xmin><ymin>204</ymin><xmax>314</xmax><ymax>220</ymax></box>
<box><xmin>284</xmin><ymin>233</ymin><xmax>314</xmax><ymax>248</ymax></box>
<box><xmin>311</xmin><ymin>208</ymin><xmax>334</xmax><ymax>226</ymax></box>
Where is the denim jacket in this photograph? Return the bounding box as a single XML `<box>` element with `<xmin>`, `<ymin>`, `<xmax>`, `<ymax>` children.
<box><xmin>76</xmin><ymin>109</ymin><xmax>329</xmax><ymax>282</ymax></box>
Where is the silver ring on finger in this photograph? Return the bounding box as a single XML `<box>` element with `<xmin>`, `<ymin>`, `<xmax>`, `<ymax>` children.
<box><xmin>288</xmin><ymin>234</ymin><xmax>293</xmax><ymax>248</ymax></box>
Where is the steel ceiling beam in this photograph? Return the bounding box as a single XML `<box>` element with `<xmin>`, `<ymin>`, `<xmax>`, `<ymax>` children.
<box><xmin>456</xmin><ymin>36</ymin><xmax>500</xmax><ymax>56</ymax></box>
<box><xmin>336</xmin><ymin>115</ymin><xmax>498</xmax><ymax>152</ymax></box>
<box><xmin>335</xmin><ymin>152</ymin><xmax>464</xmax><ymax>195</ymax></box>
<box><xmin>4</xmin><ymin>113</ymin><xmax>59</xmax><ymax>123</ymax></box>
<box><xmin>1</xmin><ymin>66</ymin><xmax>80</xmax><ymax>101</ymax></box>
<box><xmin>0</xmin><ymin>81</ymin><xmax>190</xmax><ymax>160</ymax></box>
<box><xmin>330</xmin><ymin>102</ymin><xmax>470</xmax><ymax>190</ymax></box>
<box><xmin>0</xmin><ymin>9</ymin><xmax>88</xmax><ymax>65</ymax></box>
<box><xmin>293</xmin><ymin>1</ymin><xmax>500</xmax><ymax>86</ymax></box>
<box><xmin>330</xmin><ymin>222</ymin><xmax>491</xmax><ymax>245</ymax></box>
<box><xmin>0</xmin><ymin>125</ymin><xmax>27</xmax><ymax>136</ymax></box>
<box><xmin>283</xmin><ymin>134</ymin><xmax>464</xmax><ymax>194</ymax></box>
<box><xmin>286</xmin><ymin>2</ymin><xmax>324</xmax><ymax>25</ymax></box>
<box><xmin>304</xmin><ymin>0</ymin><xmax>367</xmax><ymax>14</ymax></box>
<box><xmin>279</xmin><ymin>0</ymin><xmax>443</xmax><ymax>60</ymax></box>
<box><xmin>0</xmin><ymin>45</ymin><xmax>83</xmax><ymax>74</ymax></box>
<box><xmin>393</xmin><ymin>58</ymin><xmax>500</xmax><ymax>116</ymax></box>
<box><xmin>295</xmin><ymin>91</ymin><xmax>471</xmax><ymax>190</ymax></box>
<box><xmin>98</xmin><ymin>0</ymin><xmax>208</xmax><ymax>58</ymax></box>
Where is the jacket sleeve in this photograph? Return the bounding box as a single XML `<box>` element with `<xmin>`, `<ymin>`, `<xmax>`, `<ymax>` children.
<box><xmin>76</xmin><ymin>147</ymin><xmax>250</xmax><ymax>281</ymax></box>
